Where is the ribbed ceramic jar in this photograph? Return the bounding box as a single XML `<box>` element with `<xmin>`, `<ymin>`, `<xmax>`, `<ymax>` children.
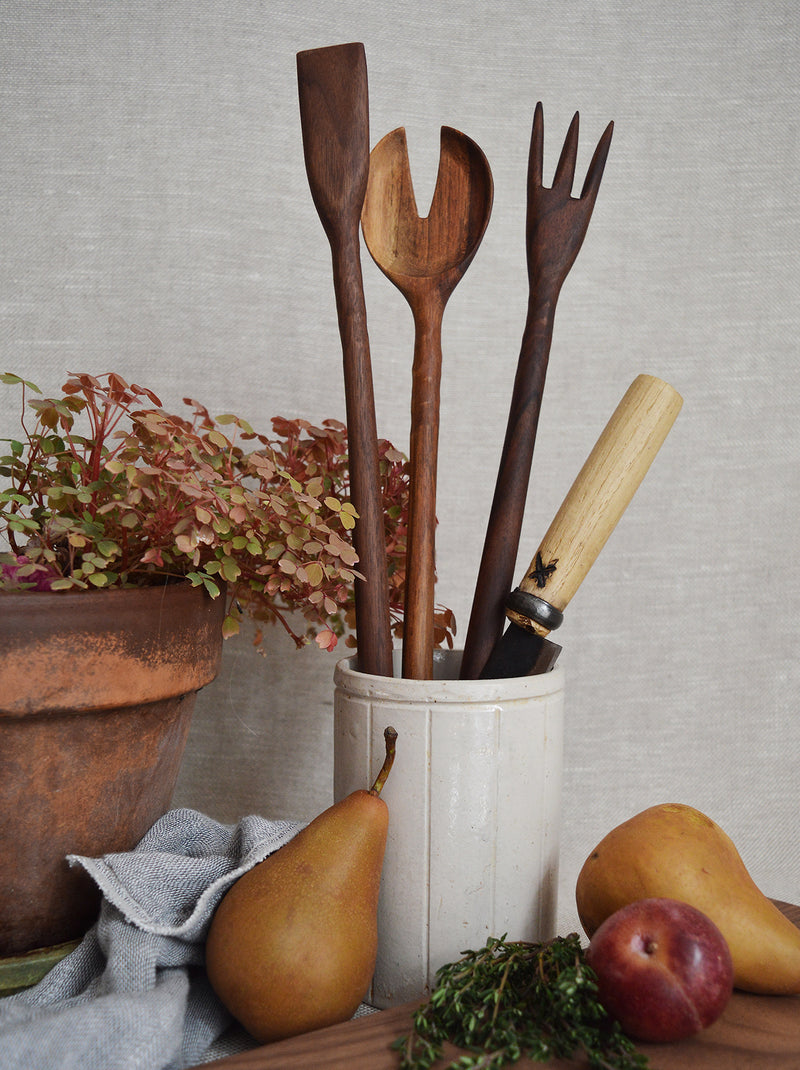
<box><xmin>333</xmin><ymin>648</ymin><xmax>564</xmax><ymax>1008</ymax></box>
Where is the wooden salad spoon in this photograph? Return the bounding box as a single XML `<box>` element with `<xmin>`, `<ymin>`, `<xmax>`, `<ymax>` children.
<box><xmin>361</xmin><ymin>126</ymin><xmax>493</xmax><ymax>679</ymax></box>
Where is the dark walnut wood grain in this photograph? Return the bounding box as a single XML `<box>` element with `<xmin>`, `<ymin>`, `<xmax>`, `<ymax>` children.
<box><xmin>296</xmin><ymin>42</ymin><xmax>393</xmax><ymax>678</ymax></box>
<box><xmin>459</xmin><ymin>103</ymin><xmax>614</xmax><ymax>681</ymax></box>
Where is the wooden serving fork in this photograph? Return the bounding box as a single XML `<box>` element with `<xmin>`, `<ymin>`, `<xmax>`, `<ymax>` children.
<box><xmin>460</xmin><ymin>103</ymin><xmax>614</xmax><ymax>679</ymax></box>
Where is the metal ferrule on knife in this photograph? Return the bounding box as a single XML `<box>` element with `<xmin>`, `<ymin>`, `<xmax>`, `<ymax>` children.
<box><xmin>505</xmin><ymin>588</ymin><xmax>564</xmax><ymax>636</ymax></box>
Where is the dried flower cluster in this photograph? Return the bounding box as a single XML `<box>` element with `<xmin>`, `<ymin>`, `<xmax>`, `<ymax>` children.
<box><xmin>0</xmin><ymin>372</ymin><xmax>455</xmax><ymax>652</ymax></box>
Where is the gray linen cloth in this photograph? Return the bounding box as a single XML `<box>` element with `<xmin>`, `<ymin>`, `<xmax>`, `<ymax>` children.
<box><xmin>0</xmin><ymin>807</ymin><xmax>304</xmax><ymax>1069</ymax></box>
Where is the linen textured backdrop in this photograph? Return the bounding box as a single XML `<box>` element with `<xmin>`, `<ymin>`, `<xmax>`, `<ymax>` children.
<box><xmin>1</xmin><ymin>2</ymin><xmax>797</xmax><ymax>938</ymax></box>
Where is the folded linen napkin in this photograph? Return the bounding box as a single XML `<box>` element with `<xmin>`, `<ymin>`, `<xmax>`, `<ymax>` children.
<box><xmin>0</xmin><ymin>808</ymin><xmax>303</xmax><ymax>1069</ymax></box>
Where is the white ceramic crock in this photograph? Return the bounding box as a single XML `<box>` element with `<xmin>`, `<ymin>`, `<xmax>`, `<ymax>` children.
<box><xmin>333</xmin><ymin>648</ymin><xmax>565</xmax><ymax>1008</ymax></box>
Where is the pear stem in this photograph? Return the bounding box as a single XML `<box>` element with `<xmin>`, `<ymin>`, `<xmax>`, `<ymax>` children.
<box><xmin>369</xmin><ymin>725</ymin><xmax>398</xmax><ymax>796</ymax></box>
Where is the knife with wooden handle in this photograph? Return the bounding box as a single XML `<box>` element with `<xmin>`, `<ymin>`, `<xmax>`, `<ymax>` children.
<box><xmin>479</xmin><ymin>374</ymin><xmax>683</xmax><ymax>679</ymax></box>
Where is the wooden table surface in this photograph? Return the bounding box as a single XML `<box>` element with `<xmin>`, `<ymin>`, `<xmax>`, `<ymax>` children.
<box><xmin>201</xmin><ymin>902</ymin><xmax>800</xmax><ymax>1070</ymax></box>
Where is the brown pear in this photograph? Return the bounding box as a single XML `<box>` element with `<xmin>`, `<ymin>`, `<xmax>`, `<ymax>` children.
<box><xmin>205</xmin><ymin>726</ymin><xmax>397</xmax><ymax>1042</ymax></box>
<box><xmin>575</xmin><ymin>802</ymin><xmax>800</xmax><ymax>994</ymax></box>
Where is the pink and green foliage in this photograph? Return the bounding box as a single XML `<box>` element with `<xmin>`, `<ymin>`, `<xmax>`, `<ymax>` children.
<box><xmin>0</xmin><ymin>372</ymin><xmax>455</xmax><ymax>652</ymax></box>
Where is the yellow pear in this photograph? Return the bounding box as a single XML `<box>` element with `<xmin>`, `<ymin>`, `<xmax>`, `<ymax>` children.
<box><xmin>575</xmin><ymin>802</ymin><xmax>800</xmax><ymax>994</ymax></box>
<box><xmin>205</xmin><ymin>726</ymin><xmax>397</xmax><ymax>1042</ymax></box>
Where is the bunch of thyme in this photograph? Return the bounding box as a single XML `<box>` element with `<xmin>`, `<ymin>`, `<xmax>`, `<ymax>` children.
<box><xmin>392</xmin><ymin>933</ymin><xmax>648</xmax><ymax>1070</ymax></box>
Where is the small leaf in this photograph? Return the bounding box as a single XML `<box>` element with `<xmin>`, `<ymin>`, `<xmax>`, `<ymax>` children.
<box><xmin>187</xmin><ymin>572</ymin><xmax>220</xmax><ymax>597</ymax></box>
<box><xmin>304</xmin><ymin>561</ymin><xmax>323</xmax><ymax>588</ymax></box>
<box><xmin>315</xmin><ymin>629</ymin><xmax>337</xmax><ymax>652</ymax></box>
<box><xmin>206</xmin><ymin>429</ymin><xmax>230</xmax><ymax>449</ymax></box>
<box><xmin>49</xmin><ymin>577</ymin><xmax>81</xmax><ymax>591</ymax></box>
<box><xmin>220</xmin><ymin>556</ymin><xmax>240</xmax><ymax>582</ymax></box>
<box><xmin>1</xmin><ymin>373</ymin><xmax>41</xmax><ymax>391</ymax></box>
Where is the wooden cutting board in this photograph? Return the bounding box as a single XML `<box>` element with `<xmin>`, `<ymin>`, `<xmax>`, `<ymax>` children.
<box><xmin>202</xmin><ymin>902</ymin><xmax>800</xmax><ymax>1069</ymax></box>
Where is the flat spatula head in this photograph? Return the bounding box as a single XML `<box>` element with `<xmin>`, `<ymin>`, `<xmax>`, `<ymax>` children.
<box><xmin>296</xmin><ymin>42</ymin><xmax>370</xmax><ymax>234</ymax></box>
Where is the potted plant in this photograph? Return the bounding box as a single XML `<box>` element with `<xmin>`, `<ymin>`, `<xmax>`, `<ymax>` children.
<box><xmin>0</xmin><ymin>370</ymin><xmax>451</xmax><ymax>965</ymax></box>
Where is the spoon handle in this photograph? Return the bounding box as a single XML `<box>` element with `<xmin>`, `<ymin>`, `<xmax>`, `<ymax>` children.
<box><xmin>402</xmin><ymin>299</ymin><xmax>444</xmax><ymax>680</ymax></box>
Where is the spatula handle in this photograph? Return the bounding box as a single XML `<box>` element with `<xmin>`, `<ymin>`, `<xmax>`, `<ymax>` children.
<box><xmin>507</xmin><ymin>374</ymin><xmax>683</xmax><ymax>635</ymax></box>
<box><xmin>297</xmin><ymin>44</ymin><xmax>393</xmax><ymax>677</ymax></box>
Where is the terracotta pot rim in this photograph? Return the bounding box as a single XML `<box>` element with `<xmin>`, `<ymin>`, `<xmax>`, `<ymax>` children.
<box><xmin>0</xmin><ymin>575</ymin><xmax>211</xmax><ymax>602</ymax></box>
<box><xmin>0</xmin><ymin>578</ymin><xmax>227</xmax><ymax>715</ymax></box>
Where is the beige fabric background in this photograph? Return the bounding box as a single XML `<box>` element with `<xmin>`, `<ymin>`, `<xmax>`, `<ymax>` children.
<box><xmin>2</xmin><ymin>2</ymin><xmax>798</xmax><ymax>938</ymax></box>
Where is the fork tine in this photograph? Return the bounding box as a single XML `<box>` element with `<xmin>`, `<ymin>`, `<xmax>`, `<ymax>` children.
<box><xmin>527</xmin><ymin>101</ymin><xmax>545</xmax><ymax>190</ymax></box>
<box><xmin>552</xmin><ymin>110</ymin><xmax>580</xmax><ymax>191</ymax></box>
<box><xmin>580</xmin><ymin>119</ymin><xmax>614</xmax><ymax>203</ymax></box>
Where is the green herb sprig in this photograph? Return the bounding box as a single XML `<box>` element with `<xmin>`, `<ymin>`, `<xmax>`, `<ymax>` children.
<box><xmin>393</xmin><ymin>933</ymin><xmax>648</xmax><ymax>1070</ymax></box>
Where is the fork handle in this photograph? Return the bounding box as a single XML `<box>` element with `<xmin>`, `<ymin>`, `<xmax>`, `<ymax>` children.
<box><xmin>458</xmin><ymin>298</ymin><xmax>556</xmax><ymax>679</ymax></box>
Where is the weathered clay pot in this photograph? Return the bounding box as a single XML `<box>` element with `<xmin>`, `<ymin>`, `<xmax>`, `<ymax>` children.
<box><xmin>0</xmin><ymin>581</ymin><xmax>226</xmax><ymax>956</ymax></box>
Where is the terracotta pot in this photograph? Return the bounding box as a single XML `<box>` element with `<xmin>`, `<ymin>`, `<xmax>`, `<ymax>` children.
<box><xmin>0</xmin><ymin>581</ymin><xmax>227</xmax><ymax>956</ymax></box>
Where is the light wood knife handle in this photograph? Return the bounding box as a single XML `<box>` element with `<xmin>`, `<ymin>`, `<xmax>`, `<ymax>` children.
<box><xmin>507</xmin><ymin>374</ymin><xmax>683</xmax><ymax>636</ymax></box>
